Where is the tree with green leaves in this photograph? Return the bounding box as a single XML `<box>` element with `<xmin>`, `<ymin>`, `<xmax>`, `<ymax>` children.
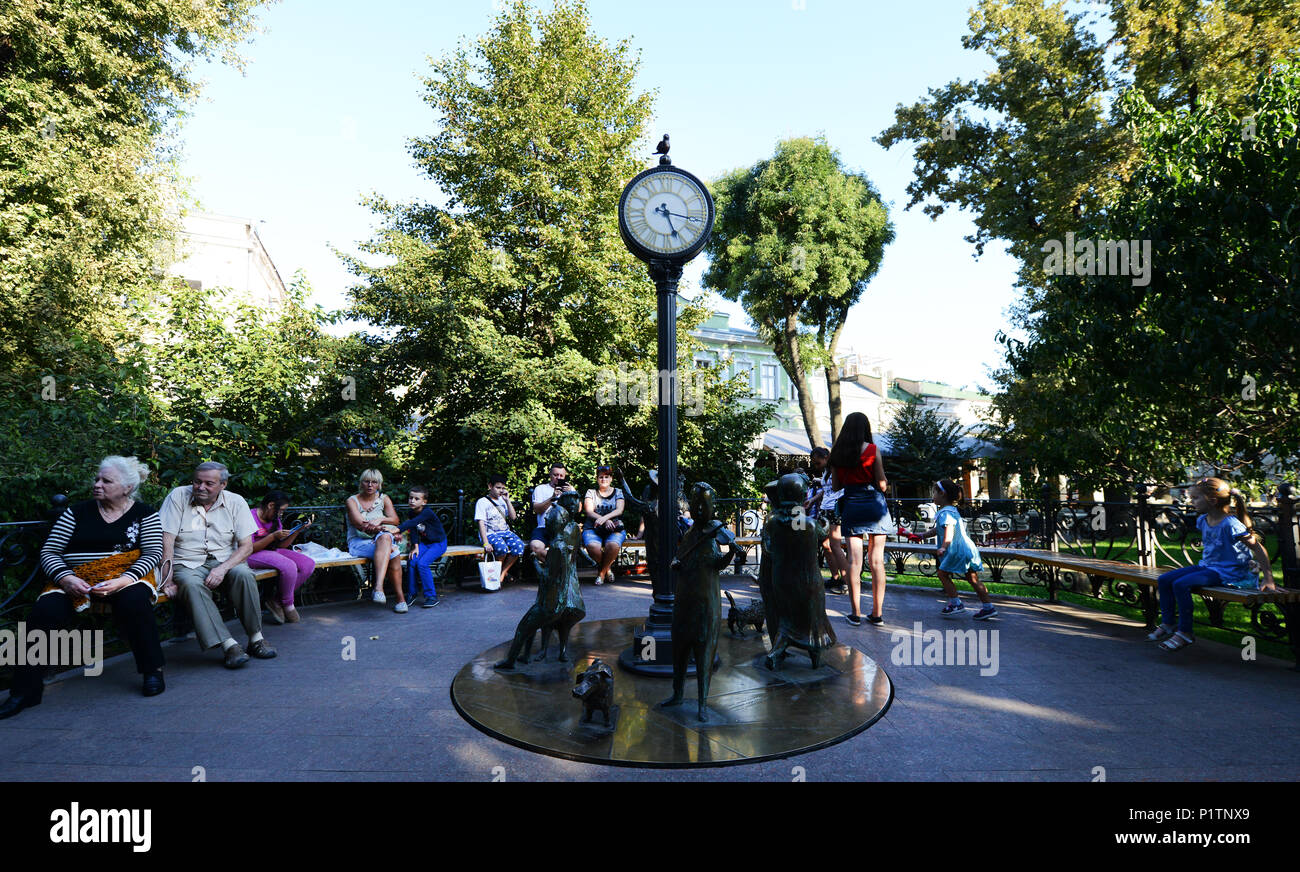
<box><xmin>883</xmin><ymin>399</ymin><xmax>968</xmax><ymax>496</ymax></box>
<box><xmin>0</xmin><ymin>0</ymin><xmax>274</xmax><ymax>379</ymax></box>
<box><xmin>344</xmin><ymin>0</ymin><xmax>767</xmax><ymax>500</ymax></box>
<box><xmin>702</xmin><ymin>137</ymin><xmax>894</xmax><ymax>449</ymax></box>
<box><xmin>0</xmin><ymin>274</ymin><xmax>398</xmax><ymax>520</ymax></box>
<box><xmin>876</xmin><ymin>0</ymin><xmax>1300</xmax><ymax>290</ymax></box>
<box><xmin>988</xmin><ymin>61</ymin><xmax>1300</xmax><ymax>490</ymax></box>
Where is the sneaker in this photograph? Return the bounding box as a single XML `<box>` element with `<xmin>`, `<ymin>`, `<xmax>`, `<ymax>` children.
<box><xmin>845</xmin><ymin>612</ymin><xmax>862</xmax><ymax>627</ymax></box>
<box><xmin>247</xmin><ymin>638</ymin><xmax>277</xmax><ymax>659</ymax></box>
<box><xmin>372</xmin><ymin>590</ymin><xmax>386</xmax><ymax>604</ymax></box>
<box><xmin>393</xmin><ymin>601</ymin><xmax>408</xmax><ymax>614</ymax></box>
<box><xmin>421</xmin><ymin>597</ymin><xmax>439</xmax><ymax>609</ymax></box>
<box><xmin>264</xmin><ymin>600</ymin><xmax>286</xmax><ymax>625</ymax></box>
<box><xmin>940</xmin><ymin>601</ymin><xmax>966</xmax><ymax>618</ymax></box>
<box><xmin>972</xmin><ymin>605</ymin><xmax>998</xmax><ymax>621</ymax></box>
<box><xmin>223</xmin><ymin>644</ymin><xmax>250</xmax><ymax>669</ymax></box>
<box><xmin>865</xmin><ymin>614</ymin><xmax>884</xmax><ymax>625</ymax></box>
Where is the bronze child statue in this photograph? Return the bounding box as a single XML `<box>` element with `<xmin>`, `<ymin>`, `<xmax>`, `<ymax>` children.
<box><xmin>758</xmin><ymin>472</ymin><xmax>836</xmax><ymax>670</ymax></box>
<box><xmin>494</xmin><ymin>495</ymin><xmax>585</xmax><ymax>670</ymax></box>
<box><xmin>658</xmin><ymin>482</ymin><xmax>738</xmax><ymax>722</ymax></box>
<box><xmin>533</xmin><ymin>490</ymin><xmax>586</xmax><ymax>662</ymax></box>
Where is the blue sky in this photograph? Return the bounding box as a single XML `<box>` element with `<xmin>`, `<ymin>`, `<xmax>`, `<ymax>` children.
<box><xmin>176</xmin><ymin>0</ymin><xmax>1025</xmax><ymax>391</ymax></box>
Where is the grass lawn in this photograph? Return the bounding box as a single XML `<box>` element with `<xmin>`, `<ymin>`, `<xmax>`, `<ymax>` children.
<box><xmin>1056</xmin><ymin>534</ymin><xmax>1288</xmax><ymax>586</ymax></box>
<box><xmin>827</xmin><ymin>566</ymin><xmax>1295</xmax><ymax>663</ymax></box>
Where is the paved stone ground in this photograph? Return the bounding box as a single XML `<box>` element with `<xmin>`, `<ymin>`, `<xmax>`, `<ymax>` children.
<box><xmin>1</xmin><ymin>575</ymin><xmax>1296</xmax><ymax>781</ymax></box>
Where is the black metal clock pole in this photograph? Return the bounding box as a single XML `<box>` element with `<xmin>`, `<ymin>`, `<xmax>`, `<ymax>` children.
<box><xmin>614</xmin><ymin>137</ymin><xmax>714</xmax><ymax>676</ymax></box>
<box><xmin>618</xmin><ymin>257</ymin><xmax>684</xmax><ymax>676</ymax></box>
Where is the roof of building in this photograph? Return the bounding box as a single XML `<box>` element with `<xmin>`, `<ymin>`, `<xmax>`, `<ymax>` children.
<box><xmin>760</xmin><ymin>428</ymin><xmax>998</xmax><ymax>459</ymax></box>
<box><xmin>902</xmin><ymin>380</ymin><xmax>991</xmax><ymax>401</ymax></box>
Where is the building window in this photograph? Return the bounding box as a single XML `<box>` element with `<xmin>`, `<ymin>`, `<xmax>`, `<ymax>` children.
<box><xmin>761</xmin><ymin>364</ymin><xmax>778</xmax><ymax>400</ymax></box>
<box><xmin>733</xmin><ymin>359</ymin><xmax>753</xmax><ymax>389</ymax></box>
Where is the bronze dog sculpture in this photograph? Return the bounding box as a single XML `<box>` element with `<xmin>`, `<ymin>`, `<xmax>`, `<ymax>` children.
<box><xmin>572</xmin><ymin>658</ymin><xmax>614</xmax><ymax>727</ymax></box>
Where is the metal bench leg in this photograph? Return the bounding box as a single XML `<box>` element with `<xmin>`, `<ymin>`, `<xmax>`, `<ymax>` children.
<box><xmin>1283</xmin><ymin>602</ymin><xmax>1300</xmax><ymax>671</ymax></box>
<box><xmin>1137</xmin><ymin>584</ymin><xmax>1157</xmax><ymax>631</ymax></box>
<box><xmin>1202</xmin><ymin>596</ymin><xmax>1228</xmax><ymax>629</ymax></box>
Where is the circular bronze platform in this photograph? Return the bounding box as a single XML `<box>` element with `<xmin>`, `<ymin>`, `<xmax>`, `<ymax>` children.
<box><xmin>450</xmin><ymin>617</ymin><xmax>894</xmax><ymax>768</ymax></box>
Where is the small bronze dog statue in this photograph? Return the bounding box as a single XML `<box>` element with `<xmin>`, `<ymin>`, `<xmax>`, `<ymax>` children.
<box><xmin>724</xmin><ymin>589</ymin><xmax>765</xmax><ymax>638</ymax></box>
<box><xmin>573</xmin><ymin>659</ymin><xmax>614</xmax><ymax>727</ymax></box>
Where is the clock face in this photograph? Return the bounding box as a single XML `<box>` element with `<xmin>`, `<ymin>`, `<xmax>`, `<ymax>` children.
<box><xmin>619</xmin><ymin>167</ymin><xmax>713</xmax><ymax>260</ymax></box>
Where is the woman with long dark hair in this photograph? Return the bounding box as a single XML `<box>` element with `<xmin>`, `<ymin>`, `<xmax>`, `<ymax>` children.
<box><xmin>829</xmin><ymin>412</ymin><xmax>893</xmax><ymax>625</ymax></box>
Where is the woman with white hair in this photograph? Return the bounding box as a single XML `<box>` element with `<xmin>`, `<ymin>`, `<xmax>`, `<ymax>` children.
<box><xmin>0</xmin><ymin>456</ymin><xmax>166</xmax><ymax>720</ymax></box>
<box><xmin>345</xmin><ymin>469</ymin><xmax>406</xmax><ymax>612</ymax></box>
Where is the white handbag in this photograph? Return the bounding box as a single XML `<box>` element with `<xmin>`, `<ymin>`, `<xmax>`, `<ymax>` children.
<box><xmin>478</xmin><ymin>559</ymin><xmax>503</xmax><ymax>591</ymax></box>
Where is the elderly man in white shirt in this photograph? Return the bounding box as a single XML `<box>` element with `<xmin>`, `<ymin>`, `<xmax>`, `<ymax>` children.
<box><xmin>158</xmin><ymin>462</ymin><xmax>276</xmax><ymax>668</ymax></box>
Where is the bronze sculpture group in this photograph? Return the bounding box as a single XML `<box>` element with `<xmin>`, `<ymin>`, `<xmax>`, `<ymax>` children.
<box><xmin>494</xmin><ymin>470</ymin><xmax>842</xmax><ymax>725</ymax></box>
<box><xmin>757</xmin><ymin>472</ymin><xmax>836</xmax><ymax>670</ymax></box>
<box><xmin>658</xmin><ymin>482</ymin><xmax>738</xmax><ymax>722</ymax></box>
<box><xmin>493</xmin><ymin>492</ymin><xmax>587</xmax><ymax>671</ymax></box>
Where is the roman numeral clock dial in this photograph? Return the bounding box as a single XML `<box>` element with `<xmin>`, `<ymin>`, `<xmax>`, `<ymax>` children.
<box><xmin>618</xmin><ymin>162</ymin><xmax>715</xmax><ymax>264</ymax></box>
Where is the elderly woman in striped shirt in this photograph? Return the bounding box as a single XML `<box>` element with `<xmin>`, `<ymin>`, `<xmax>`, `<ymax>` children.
<box><xmin>0</xmin><ymin>456</ymin><xmax>165</xmax><ymax>721</ymax></box>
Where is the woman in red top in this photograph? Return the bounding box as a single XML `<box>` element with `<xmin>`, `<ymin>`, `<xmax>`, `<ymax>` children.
<box><xmin>830</xmin><ymin>412</ymin><xmax>893</xmax><ymax>625</ymax></box>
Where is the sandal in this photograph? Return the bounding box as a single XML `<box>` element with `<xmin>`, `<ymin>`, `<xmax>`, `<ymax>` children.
<box><xmin>1158</xmin><ymin>632</ymin><xmax>1194</xmax><ymax>652</ymax></box>
<box><xmin>1146</xmin><ymin>625</ymin><xmax>1174</xmax><ymax>642</ymax></box>
<box><xmin>594</xmin><ymin>573</ymin><xmax>605</xmax><ymax>585</ymax></box>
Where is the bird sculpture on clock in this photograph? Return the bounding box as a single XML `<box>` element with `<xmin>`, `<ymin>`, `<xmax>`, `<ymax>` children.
<box><xmin>618</xmin><ymin>136</ymin><xmax>715</xmax><ymax>265</ymax></box>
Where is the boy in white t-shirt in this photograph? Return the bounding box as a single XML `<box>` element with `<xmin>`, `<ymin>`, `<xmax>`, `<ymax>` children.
<box><xmin>475</xmin><ymin>475</ymin><xmax>524</xmax><ymax>583</ymax></box>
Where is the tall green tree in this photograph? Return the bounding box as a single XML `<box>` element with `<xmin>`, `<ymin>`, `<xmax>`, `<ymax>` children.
<box><xmin>884</xmin><ymin>399</ymin><xmax>968</xmax><ymax>496</ymax></box>
<box><xmin>0</xmin><ymin>0</ymin><xmax>274</xmax><ymax>378</ymax></box>
<box><xmin>0</xmin><ymin>274</ymin><xmax>397</xmax><ymax>520</ymax></box>
<box><xmin>876</xmin><ymin>0</ymin><xmax>1300</xmax><ymax>290</ymax></box>
<box><xmin>702</xmin><ymin>137</ymin><xmax>894</xmax><ymax>449</ymax></box>
<box><xmin>344</xmin><ymin>0</ymin><xmax>766</xmax><ymax>498</ymax></box>
<box><xmin>988</xmin><ymin>62</ymin><xmax>1300</xmax><ymax>489</ymax></box>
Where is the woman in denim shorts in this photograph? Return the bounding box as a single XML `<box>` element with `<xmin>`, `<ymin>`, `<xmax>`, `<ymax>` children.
<box><xmin>582</xmin><ymin>466</ymin><xmax>626</xmax><ymax>585</ymax></box>
<box><xmin>830</xmin><ymin>413</ymin><xmax>893</xmax><ymax>626</ymax></box>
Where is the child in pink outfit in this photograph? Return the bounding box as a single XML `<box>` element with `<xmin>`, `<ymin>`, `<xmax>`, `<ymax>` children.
<box><xmin>247</xmin><ymin>491</ymin><xmax>315</xmax><ymax>624</ymax></box>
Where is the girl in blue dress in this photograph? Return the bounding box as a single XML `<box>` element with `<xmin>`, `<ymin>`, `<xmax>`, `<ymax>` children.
<box><xmin>1150</xmin><ymin>477</ymin><xmax>1273</xmax><ymax>651</ymax></box>
<box><xmin>930</xmin><ymin>479</ymin><xmax>997</xmax><ymax>620</ymax></box>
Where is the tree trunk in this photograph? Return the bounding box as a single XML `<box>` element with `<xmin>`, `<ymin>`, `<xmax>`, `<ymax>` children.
<box><xmin>822</xmin><ymin>312</ymin><xmax>847</xmax><ymax>444</ymax></box>
<box><xmin>779</xmin><ymin>312</ymin><xmax>822</xmax><ymax>451</ymax></box>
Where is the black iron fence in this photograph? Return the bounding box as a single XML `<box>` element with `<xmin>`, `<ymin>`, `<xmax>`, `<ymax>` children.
<box><xmin>880</xmin><ymin>483</ymin><xmax>1299</xmax><ymax>646</ymax></box>
<box><xmin>4</xmin><ymin>484</ymin><xmax>1296</xmax><ymax>651</ymax></box>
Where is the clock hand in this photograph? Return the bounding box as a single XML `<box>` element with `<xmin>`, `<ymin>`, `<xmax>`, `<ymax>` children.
<box><xmin>654</xmin><ymin>203</ymin><xmax>679</xmax><ymax>237</ymax></box>
<box><xmin>662</xmin><ymin>210</ymin><xmax>702</xmax><ymax>223</ymax></box>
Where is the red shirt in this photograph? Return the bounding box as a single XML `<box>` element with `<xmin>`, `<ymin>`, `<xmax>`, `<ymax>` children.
<box><xmin>834</xmin><ymin>444</ymin><xmax>877</xmax><ymax>486</ymax></box>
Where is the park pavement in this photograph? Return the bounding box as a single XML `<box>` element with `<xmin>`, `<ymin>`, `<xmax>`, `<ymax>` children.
<box><xmin>1</xmin><ymin>573</ymin><xmax>1297</xmax><ymax>782</ymax></box>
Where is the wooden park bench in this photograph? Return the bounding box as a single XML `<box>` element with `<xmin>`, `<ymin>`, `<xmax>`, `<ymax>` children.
<box><xmin>612</xmin><ymin>536</ymin><xmax>762</xmax><ymax>579</ymax></box>
<box><xmin>978</xmin><ymin>528</ymin><xmax>1031</xmax><ymax>548</ymax></box>
<box><xmin>880</xmin><ymin>540</ymin><xmax>1300</xmax><ymax>667</ymax></box>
